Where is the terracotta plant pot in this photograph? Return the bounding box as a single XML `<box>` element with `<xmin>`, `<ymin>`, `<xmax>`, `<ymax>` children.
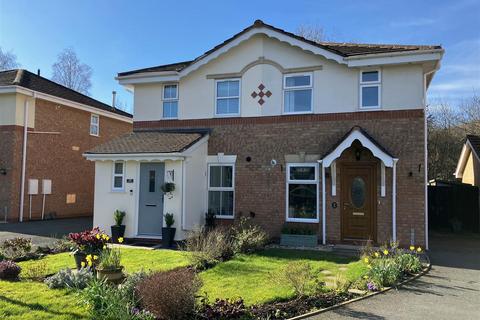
<box><xmin>73</xmin><ymin>251</ymin><xmax>87</xmax><ymax>270</ymax></box>
<box><xmin>96</xmin><ymin>267</ymin><xmax>124</xmax><ymax>283</ymax></box>
<box><xmin>111</xmin><ymin>225</ymin><xmax>126</xmax><ymax>243</ymax></box>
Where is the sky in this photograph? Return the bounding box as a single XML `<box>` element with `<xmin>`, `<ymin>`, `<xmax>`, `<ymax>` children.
<box><xmin>1</xmin><ymin>0</ymin><xmax>479</xmax><ymax>114</ymax></box>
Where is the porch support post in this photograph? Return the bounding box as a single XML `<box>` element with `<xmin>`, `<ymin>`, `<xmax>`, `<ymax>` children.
<box><xmin>392</xmin><ymin>158</ymin><xmax>399</xmax><ymax>243</ymax></box>
<box><xmin>321</xmin><ymin>161</ymin><xmax>326</xmax><ymax>245</ymax></box>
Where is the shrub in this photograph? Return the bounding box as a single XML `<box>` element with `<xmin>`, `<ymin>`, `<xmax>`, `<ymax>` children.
<box><xmin>114</xmin><ymin>210</ymin><xmax>126</xmax><ymax>226</ymax></box>
<box><xmin>120</xmin><ymin>271</ymin><xmax>149</xmax><ymax>304</ymax></box>
<box><xmin>182</xmin><ymin>227</ymin><xmax>233</xmax><ymax>270</ymax></box>
<box><xmin>22</xmin><ymin>260</ymin><xmax>47</xmax><ymax>281</ymax></box>
<box><xmin>0</xmin><ymin>237</ymin><xmax>32</xmax><ymax>260</ymax></box>
<box><xmin>368</xmin><ymin>258</ymin><xmax>402</xmax><ymax>287</ymax></box>
<box><xmin>197</xmin><ymin>296</ymin><xmax>249</xmax><ymax>320</ymax></box>
<box><xmin>0</xmin><ymin>251</ymin><xmax>5</xmax><ymax>261</ymax></box>
<box><xmin>68</xmin><ymin>227</ymin><xmax>109</xmax><ymax>254</ymax></box>
<box><xmin>81</xmin><ymin>278</ymin><xmax>154</xmax><ymax>320</ymax></box>
<box><xmin>137</xmin><ymin>268</ymin><xmax>201</xmax><ymax>320</ymax></box>
<box><xmin>0</xmin><ymin>260</ymin><xmax>21</xmax><ymax>280</ymax></box>
<box><xmin>232</xmin><ymin>218</ymin><xmax>268</xmax><ymax>254</ymax></box>
<box><xmin>45</xmin><ymin>268</ymin><xmax>93</xmax><ymax>289</ymax></box>
<box><xmin>272</xmin><ymin>261</ymin><xmax>326</xmax><ymax>297</ymax></box>
<box><xmin>395</xmin><ymin>253</ymin><xmax>422</xmax><ymax>274</ymax></box>
<box><xmin>98</xmin><ymin>247</ymin><xmax>122</xmax><ymax>270</ymax></box>
<box><xmin>164</xmin><ymin>213</ymin><xmax>175</xmax><ymax>228</ymax></box>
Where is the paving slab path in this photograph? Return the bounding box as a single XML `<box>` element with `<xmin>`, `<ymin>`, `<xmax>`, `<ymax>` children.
<box><xmin>308</xmin><ymin>232</ymin><xmax>480</xmax><ymax>320</ymax></box>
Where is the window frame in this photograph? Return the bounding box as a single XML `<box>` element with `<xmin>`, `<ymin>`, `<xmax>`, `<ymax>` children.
<box><xmin>359</xmin><ymin>69</ymin><xmax>381</xmax><ymax>109</ymax></box>
<box><xmin>162</xmin><ymin>83</ymin><xmax>179</xmax><ymax>119</ymax></box>
<box><xmin>90</xmin><ymin>114</ymin><xmax>99</xmax><ymax>136</ymax></box>
<box><xmin>207</xmin><ymin>163</ymin><xmax>235</xmax><ymax>219</ymax></box>
<box><xmin>112</xmin><ymin>161</ymin><xmax>125</xmax><ymax>192</ymax></box>
<box><xmin>214</xmin><ymin>78</ymin><xmax>241</xmax><ymax>117</ymax></box>
<box><xmin>285</xmin><ymin>163</ymin><xmax>319</xmax><ymax>223</ymax></box>
<box><xmin>283</xmin><ymin>72</ymin><xmax>313</xmax><ymax>115</ymax></box>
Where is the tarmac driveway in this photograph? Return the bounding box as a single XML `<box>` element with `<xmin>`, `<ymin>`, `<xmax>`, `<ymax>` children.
<box><xmin>0</xmin><ymin>217</ymin><xmax>92</xmax><ymax>247</ymax></box>
<box><xmin>310</xmin><ymin>232</ymin><xmax>480</xmax><ymax>320</ymax></box>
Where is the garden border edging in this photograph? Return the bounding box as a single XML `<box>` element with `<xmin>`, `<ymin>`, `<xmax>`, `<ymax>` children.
<box><xmin>287</xmin><ymin>255</ymin><xmax>432</xmax><ymax>320</ymax></box>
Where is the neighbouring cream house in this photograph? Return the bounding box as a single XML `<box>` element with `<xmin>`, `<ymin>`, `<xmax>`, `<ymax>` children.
<box><xmin>455</xmin><ymin>135</ymin><xmax>480</xmax><ymax>186</ymax></box>
<box><xmin>85</xmin><ymin>20</ymin><xmax>443</xmax><ymax>247</ymax></box>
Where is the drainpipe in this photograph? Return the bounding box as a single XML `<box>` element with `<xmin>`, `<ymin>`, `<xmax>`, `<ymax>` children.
<box><xmin>19</xmin><ymin>98</ymin><xmax>29</xmax><ymax>222</ymax></box>
<box><xmin>392</xmin><ymin>158</ymin><xmax>399</xmax><ymax>243</ymax></box>
<box><xmin>319</xmin><ymin>160</ymin><xmax>326</xmax><ymax>245</ymax></box>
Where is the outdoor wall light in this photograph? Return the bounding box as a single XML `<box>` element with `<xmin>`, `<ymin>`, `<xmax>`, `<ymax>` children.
<box><xmin>355</xmin><ymin>148</ymin><xmax>362</xmax><ymax>161</ymax></box>
<box><xmin>0</xmin><ymin>168</ymin><xmax>6</xmax><ymax>175</ymax></box>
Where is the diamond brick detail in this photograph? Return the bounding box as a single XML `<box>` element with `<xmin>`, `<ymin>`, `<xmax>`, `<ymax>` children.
<box><xmin>258</xmin><ymin>84</ymin><xmax>265</xmax><ymax>90</ymax></box>
<box><xmin>251</xmin><ymin>83</ymin><xmax>272</xmax><ymax>107</ymax></box>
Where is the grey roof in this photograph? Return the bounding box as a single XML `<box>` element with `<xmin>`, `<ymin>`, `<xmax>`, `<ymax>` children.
<box><xmin>118</xmin><ymin>19</ymin><xmax>442</xmax><ymax>77</ymax></box>
<box><xmin>85</xmin><ymin>130</ymin><xmax>207</xmax><ymax>154</ymax></box>
<box><xmin>0</xmin><ymin>69</ymin><xmax>132</xmax><ymax>118</ymax></box>
<box><xmin>467</xmin><ymin>135</ymin><xmax>480</xmax><ymax>158</ymax></box>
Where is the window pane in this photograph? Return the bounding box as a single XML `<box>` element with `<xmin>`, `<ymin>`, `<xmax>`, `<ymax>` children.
<box><xmin>91</xmin><ymin>115</ymin><xmax>98</xmax><ymax>124</ymax></box>
<box><xmin>114</xmin><ymin>176</ymin><xmax>123</xmax><ymax>189</ymax></box>
<box><xmin>288</xmin><ymin>184</ymin><xmax>317</xmax><ymax>219</ymax></box>
<box><xmin>220</xmin><ymin>191</ymin><xmax>234</xmax><ymax>216</ymax></box>
<box><xmin>290</xmin><ymin>166</ymin><xmax>315</xmax><ymax>180</ymax></box>
<box><xmin>362</xmin><ymin>86</ymin><xmax>379</xmax><ymax>107</ymax></box>
<box><xmin>217</xmin><ymin>98</ymin><xmax>239</xmax><ymax>114</ymax></box>
<box><xmin>163</xmin><ymin>101</ymin><xmax>178</xmax><ymax>118</ymax></box>
<box><xmin>221</xmin><ymin>166</ymin><xmax>233</xmax><ymax>187</ymax></box>
<box><xmin>149</xmin><ymin>170</ymin><xmax>155</xmax><ymax>192</ymax></box>
<box><xmin>286</xmin><ymin>75</ymin><xmax>310</xmax><ymax>87</ymax></box>
<box><xmin>284</xmin><ymin>89</ymin><xmax>312</xmax><ymax>113</ymax></box>
<box><xmin>90</xmin><ymin>125</ymin><xmax>98</xmax><ymax>135</ymax></box>
<box><xmin>217</xmin><ymin>80</ymin><xmax>239</xmax><ymax>98</ymax></box>
<box><xmin>164</xmin><ymin>85</ymin><xmax>177</xmax><ymax>99</ymax></box>
<box><xmin>209</xmin><ymin>166</ymin><xmax>222</xmax><ymax>187</ymax></box>
<box><xmin>208</xmin><ymin>191</ymin><xmax>221</xmax><ymax>215</ymax></box>
<box><xmin>114</xmin><ymin>162</ymin><xmax>123</xmax><ymax>174</ymax></box>
<box><xmin>351</xmin><ymin>177</ymin><xmax>366</xmax><ymax>208</ymax></box>
<box><xmin>362</xmin><ymin>71</ymin><xmax>379</xmax><ymax>82</ymax></box>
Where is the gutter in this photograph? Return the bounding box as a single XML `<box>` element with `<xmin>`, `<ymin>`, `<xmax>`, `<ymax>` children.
<box><xmin>343</xmin><ymin>48</ymin><xmax>444</xmax><ymax>61</ymax></box>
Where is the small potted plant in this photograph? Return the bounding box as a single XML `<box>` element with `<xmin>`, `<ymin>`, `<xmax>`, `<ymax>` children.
<box><xmin>161</xmin><ymin>182</ymin><xmax>176</xmax><ymax>199</ymax></box>
<box><xmin>68</xmin><ymin>227</ymin><xmax>108</xmax><ymax>270</ymax></box>
<box><xmin>162</xmin><ymin>213</ymin><xmax>176</xmax><ymax>248</ymax></box>
<box><xmin>111</xmin><ymin>210</ymin><xmax>126</xmax><ymax>243</ymax></box>
<box><xmin>96</xmin><ymin>245</ymin><xmax>124</xmax><ymax>283</ymax></box>
<box><xmin>205</xmin><ymin>210</ymin><xmax>216</xmax><ymax>230</ymax></box>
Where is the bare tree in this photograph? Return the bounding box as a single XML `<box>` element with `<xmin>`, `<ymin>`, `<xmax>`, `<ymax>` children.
<box><xmin>459</xmin><ymin>94</ymin><xmax>480</xmax><ymax>133</ymax></box>
<box><xmin>51</xmin><ymin>48</ymin><xmax>92</xmax><ymax>95</ymax></box>
<box><xmin>0</xmin><ymin>47</ymin><xmax>20</xmax><ymax>71</ymax></box>
<box><xmin>296</xmin><ymin>23</ymin><xmax>327</xmax><ymax>42</ymax></box>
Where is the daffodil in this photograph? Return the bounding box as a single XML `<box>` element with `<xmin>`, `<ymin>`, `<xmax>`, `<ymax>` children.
<box><xmin>383</xmin><ymin>249</ymin><xmax>389</xmax><ymax>255</ymax></box>
<box><xmin>102</xmin><ymin>234</ymin><xmax>107</xmax><ymax>240</ymax></box>
<box><xmin>364</xmin><ymin>258</ymin><xmax>369</xmax><ymax>264</ymax></box>
<box><xmin>106</xmin><ymin>236</ymin><xmax>110</xmax><ymax>241</ymax></box>
<box><xmin>417</xmin><ymin>247</ymin><xmax>422</xmax><ymax>253</ymax></box>
<box><xmin>93</xmin><ymin>255</ymin><xmax>98</xmax><ymax>260</ymax></box>
<box><xmin>88</xmin><ymin>261</ymin><xmax>93</xmax><ymax>267</ymax></box>
<box><xmin>81</xmin><ymin>261</ymin><xmax>86</xmax><ymax>267</ymax></box>
<box><xmin>118</xmin><ymin>237</ymin><xmax>124</xmax><ymax>243</ymax></box>
<box><xmin>96</xmin><ymin>234</ymin><xmax>101</xmax><ymax>239</ymax></box>
<box><xmin>409</xmin><ymin>245</ymin><xmax>415</xmax><ymax>251</ymax></box>
<box><xmin>363</xmin><ymin>275</ymin><xmax>369</xmax><ymax>279</ymax></box>
<box><xmin>374</xmin><ymin>252</ymin><xmax>380</xmax><ymax>258</ymax></box>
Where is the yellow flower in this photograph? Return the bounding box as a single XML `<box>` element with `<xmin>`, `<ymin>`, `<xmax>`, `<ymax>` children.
<box><xmin>383</xmin><ymin>249</ymin><xmax>389</xmax><ymax>255</ymax></box>
<box><xmin>367</xmin><ymin>264</ymin><xmax>372</xmax><ymax>269</ymax></box>
<box><xmin>96</xmin><ymin>234</ymin><xmax>101</xmax><ymax>239</ymax></box>
<box><xmin>416</xmin><ymin>247</ymin><xmax>422</xmax><ymax>253</ymax></box>
<box><xmin>374</xmin><ymin>252</ymin><xmax>380</xmax><ymax>258</ymax></box>
<box><xmin>81</xmin><ymin>261</ymin><xmax>86</xmax><ymax>267</ymax></box>
<box><xmin>363</xmin><ymin>275</ymin><xmax>369</xmax><ymax>279</ymax></box>
<box><xmin>86</xmin><ymin>255</ymin><xmax>92</xmax><ymax>261</ymax></box>
<box><xmin>88</xmin><ymin>261</ymin><xmax>93</xmax><ymax>267</ymax></box>
<box><xmin>93</xmin><ymin>255</ymin><xmax>98</xmax><ymax>260</ymax></box>
<box><xmin>409</xmin><ymin>245</ymin><xmax>415</xmax><ymax>251</ymax></box>
<box><xmin>106</xmin><ymin>236</ymin><xmax>110</xmax><ymax>241</ymax></box>
<box><xmin>118</xmin><ymin>237</ymin><xmax>124</xmax><ymax>243</ymax></box>
<box><xmin>103</xmin><ymin>245</ymin><xmax>107</xmax><ymax>249</ymax></box>
<box><xmin>364</xmin><ymin>258</ymin><xmax>369</xmax><ymax>264</ymax></box>
<box><xmin>102</xmin><ymin>234</ymin><xmax>107</xmax><ymax>240</ymax></box>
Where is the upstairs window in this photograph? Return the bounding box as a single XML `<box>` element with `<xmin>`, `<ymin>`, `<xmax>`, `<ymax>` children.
<box><xmin>208</xmin><ymin>164</ymin><xmax>234</xmax><ymax>218</ymax></box>
<box><xmin>163</xmin><ymin>84</ymin><xmax>178</xmax><ymax>118</ymax></box>
<box><xmin>112</xmin><ymin>161</ymin><xmax>125</xmax><ymax>191</ymax></box>
<box><xmin>360</xmin><ymin>70</ymin><xmax>381</xmax><ymax>109</ymax></box>
<box><xmin>90</xmin><ymin>114</ymin><xmax>99</xmax><ymax>136</ymax></box>
<box><xmin>284</xmin><ymin>73</ymin><xmax>313</xmax><ymax>114</ymax></box>
<box><xmin>216</xmin><ymin>79</ymin><xmax>240</xmax><ymax>116</ymax></box>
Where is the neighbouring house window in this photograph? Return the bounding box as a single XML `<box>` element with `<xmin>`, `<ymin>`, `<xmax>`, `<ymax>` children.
<box><xmin>286</xmin><ymin>163</ymin><xmax>318</xmax><ymax>222</ymax></box>
<box><xmin>208</xmin><ymin>164</ymin><xmax>234</xmax><ymax>218</ymax></box>
<box><xmin>163</xmin><ymin>84</ymin><xmax>178</xmax><ymax>118</ymax></box>
<box><xmin>284</xmin><ymin>73</ymin><xmax>313</xmax><ymax>113</ymax></box>
<box><xmin>90</xmin><ymin>114</ymin><xmax>99</xmax><ymax>136</ymax></box>
<box><xmin>360</xmin><ymin>70</ymin><xmax>381</xmax><ymax>108</ymax></box>
<box><xmin>112</xmin><ymin>161</ymin><xmax>125</xmax><ymax>191</ymax></box>
<box><xmin>216</xmin><ymin>79</ymin><xmax>240</xmax><ymax>116</ymax></box>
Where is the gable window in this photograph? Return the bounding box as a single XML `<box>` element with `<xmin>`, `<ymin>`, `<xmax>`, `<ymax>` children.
<box><xmin>286</xmin><ymin>163</ymin><xmax>319</xmax><ymax>222</ymax></box>
<box><xmin>208</xmin><ymin>164</ymin><xmax>234</xmax><ymax>218</ymax></box>
<box><xmin>90</xmin><ymin>114</ymin><xmax>99</xmax><ymax>136</ymax></box>
<box><xmin>163</xmin><ymin>84</ymin><xmax>178</xmax><ymax>118</ymax></box>
<box><xmin>360</xmin><ymin>70</ymin><xmax>381</xmax><ymax>108</ymax></box>
<box><xmin>215</xmin><ymin>79</ymin><xmax>240</xmax><ymax>116</ymax></box>
<box><xmin>284</xmin><ymin>73</ymin><xmax>313</xmax><ymax>114</ymax></box>
<box><xmin>112</xmin><ymin>161</ymin><xmax>125</xmax><ymax>191</ymax></box>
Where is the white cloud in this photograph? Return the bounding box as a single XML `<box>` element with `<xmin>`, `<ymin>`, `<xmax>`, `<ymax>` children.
<box><xmin>390</xmin><ymin>18</ymin><xmax>436</xmax><ymax>28</ymax></box>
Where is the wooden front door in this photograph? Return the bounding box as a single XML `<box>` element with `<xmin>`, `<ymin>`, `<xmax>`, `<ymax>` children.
<box><xmin>341</xmin><ymin>163</ymin><xmax>376</xmax><ymax>242</ymax></box>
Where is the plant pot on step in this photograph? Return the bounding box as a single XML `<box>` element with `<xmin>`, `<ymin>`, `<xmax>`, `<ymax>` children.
<box><xmin>96</xmin><ymin>266</ymin><xmax>124</xmax><ymax>284</ymax></box>
<box><xmin>111</xmin><ymin>225</ymin><xmax>126</xmax><ymax>243</ymax></box>
<box><xmin>73</xmin><ymin>251</ymin><xmax>87</xmax><ymax>270</ymax></box>
<box><xmin>162</xmin><ymin>227</ymin><xmax>176</xmax><ymax>248</ymax></box>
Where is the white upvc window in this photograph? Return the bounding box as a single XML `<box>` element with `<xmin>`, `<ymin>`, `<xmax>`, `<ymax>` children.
<box><xmin>286</xmin><ymin>163</ymin><xmax>319</xmax><ymax>223</ymax></box>
<box><xmin>112</xmin><ymin>161</ymin><xmax>125</xmax><ymax>191</ymax></box>
<box><xmin>215</xmin><ymin>79</ymin><xmax>240</xmax><ymax>116</ymax></box>
<box><xmin>208</xmin><ymin>164</ymin><xmax>235</xmax><ymax>218</ymax></box>
<box><xmin>163</xmin><ymin>84</ymin><xmax>178</xmax><ymax>119</ymax></box>
<box><xmin>360</xmin><ymin>70</ymin><xmax>381</xmax><ymax>109</ymax></box>
<box><xmin>283</xmin><ymin>73</ymin><xmax>313</xmax><ymax>114</ymax></box>
<box><xmin>90</xmin><ymin>114</ymin><xmax>99</xmax><ymax>136</ymax></box>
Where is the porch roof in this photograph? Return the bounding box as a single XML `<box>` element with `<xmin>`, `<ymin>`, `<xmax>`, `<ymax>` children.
<box><xmin>85</xmin><ymin>129</ymin><xmax>209</xmax><ymax>155</ymax></box>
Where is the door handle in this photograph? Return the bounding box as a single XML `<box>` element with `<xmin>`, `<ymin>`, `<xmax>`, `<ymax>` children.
<box><xmin>145</xmin><ymin>204</ymin><xmax>157</xmax><ymax>207</ymax></box>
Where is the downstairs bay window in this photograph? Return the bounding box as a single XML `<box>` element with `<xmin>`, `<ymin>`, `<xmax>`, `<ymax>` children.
<box><xmin>286</xmin><ymin>163</ymin><xmax>319</xmax><ymax>222</ymax></box>
<box><xmin>208</xmin><ymin>164</ymin><xmax>234</xmax><ymax>218</ymax></box>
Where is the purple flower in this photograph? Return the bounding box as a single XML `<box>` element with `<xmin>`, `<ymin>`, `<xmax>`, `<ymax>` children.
<box><xmin>367</xmin><ymin>282</ymin><xmax>378</xmax><ymax>291</ymax></box>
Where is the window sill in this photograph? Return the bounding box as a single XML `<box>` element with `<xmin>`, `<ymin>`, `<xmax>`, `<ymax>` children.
<box><xmin>111</xmin><ymin>189</ymin><xmax>126</xmax><ymax>193</ymax></box>
<box><xmin>161</xmin><ymin>117</ymin><xmax>179</xmax><ymax>120</ymax></box>
<box><xmin>358</xmin><ymin>106</ymin><xmax>381</xmax><ymax>111</ymax></box>
<box><xmin>283</xmin><ymin>110</ymin><xmax>313</xmax><ymax>115</ymax></box>
<box><xmin>214</xmin><ymin>215</ymin><xmax>235</xmax><ymax>220</ymax></box>
<box><xmin>90</xmin><ymin>134</ymin><xmax>99</xmax><ymax>137</ymax></box>
<box><xmin>214</xmin><ymin>113</ymin><xmax>240</xmax><ymax>118</ymax></box>
<box><xmin>286</xmin><ymin>218</ymin><xmax>319</xmax><ymax>223</ymax></box>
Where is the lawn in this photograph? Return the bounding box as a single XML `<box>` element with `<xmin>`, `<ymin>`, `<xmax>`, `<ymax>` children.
<box><xmin>0</xmin><ymin>247</ymin><xmax>365</xmax><ymax>319</ymax></box>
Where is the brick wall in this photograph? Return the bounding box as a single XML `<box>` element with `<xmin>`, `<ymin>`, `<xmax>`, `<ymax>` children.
<box><xmin>2</xmin><ymin>98</ymin><xmax>132</xmax><ymax>222</ymax></box>
<box><xmin>136</xmin><ymin>109</ymin><xmax>426</xmax><ymax>246</ymax></box>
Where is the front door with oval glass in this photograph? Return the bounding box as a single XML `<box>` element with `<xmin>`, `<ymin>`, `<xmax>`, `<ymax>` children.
<box><xmin>341</xmin><ymin>164</ymin><xmax>376</xmax><ymax>242</ymax></box>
